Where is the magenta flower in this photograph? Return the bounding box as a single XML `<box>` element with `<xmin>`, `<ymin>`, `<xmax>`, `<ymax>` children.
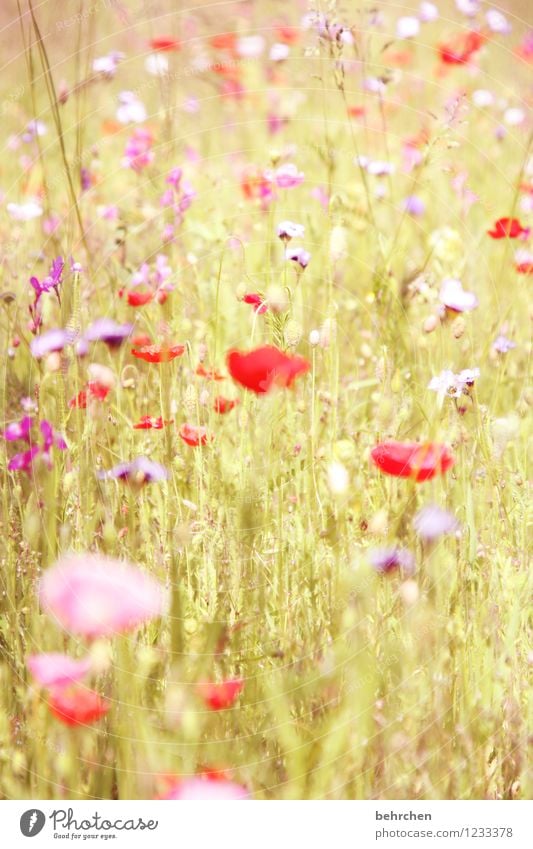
<box><xmin>2</xmin><ymin>416</ymin><xmax>32</xmax><ymax>442</ymax></box>
<box><xmin>30</xmin><ymin>256</ymin><xmax>64</xmax><ymax>303</ymax></box>
<box><xmin>39</xmin><ymin>553</ymin><xmax>169</xmax><ymax>638</ymax></box>
<box><xmin>27</xmin><ymin>652</ymin><xmax>92</xmax><ymax>688</ymax></box>
<box><xmin>8</xmin><ymin>445</ymin><xmax>39</xmax><ymax>472</ymax></box>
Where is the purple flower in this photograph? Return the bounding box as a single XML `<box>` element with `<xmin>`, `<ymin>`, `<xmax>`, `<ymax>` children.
<box><xmin>30</xmin><ymin>328</ymin><xmax>73</xmax><ymax>359</ymax></box>
<box><xmin>492</xmin><ymin>335</ymin><xmax>516</xmax><ymax>354</ymax></box>
<box><xmin>98</xmin><ymin>456</ymin><xmax>169</xmax><ymax>484</ymax></box>
<box><xmin>285</xmin><ymin>247</ymin><xmax>311</xmax><ymax>269</ymax></box>
<box><xmin>84</xmin><ymin>318</ymin><xmax>133</xmax><ymax>348</ymax></box>
<box><xmin>2</xmin><ymin>416</ymin><xmax>33</xmax><ymax>442</ymax></box>
<box><xmin>414</xmin><ymin>505</ymin><xmax>459</xmax><ymax>541</ymax></box>
<box><xmin>368</xmin><ymin>547</ymin><xmax>415</xmax><ymax>575</ymax></box>
<box><xmin>403</xmin><ymin>195</ymin><xmax>425</xmax><ymax>216</ymax></box>
<box><xmin>30</xmin><ymin>256</ymin><xmax>64</xmax><ymax>301</ymax></box>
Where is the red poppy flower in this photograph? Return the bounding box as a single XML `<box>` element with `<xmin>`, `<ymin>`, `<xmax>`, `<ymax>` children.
<box><xmin>275</xmin><ymin>25</ymin><xmax>300</xmax><ymax>45</ymax></box>
<box><xmin>69</xmin><ymin>381</ymin><xmax>110</xmax><ymax>409</ymax></box>
<box><xmin>149</xmin><ymin>36</ymin><xmax>181</xmax><ymax>52</ymax></box>
<box><xmin>516</xmin><ymin>260</ymin><xmax>533</xmax><ymax>274</ymax></box>
<box><xmin>131</xmin><ymin>344</ymin><xmax>185</xmax><ymax>363</ymax></box>
<box><xmin>227</xmin><ymin>345</ymin><xmax>310</xmax><ymax>394</ymax></box>
<box><xmin>196</xmin><ymin>679</ymin><xmax>244</xmax><ymax>711</ymax></box>
<box><xmin>196</xmin><ymin>364</ymin><xmax>225</xmax><ymax>381</ymax></box>
<box><xmin>371</xmin><ymin>441</ymin><xmax>454</xmax><ymax>482</ymax></box>
<box><xmin>240</xmin><ymin>169</ymin><xmax>273</xmax><ymax>202</ymax></box>
<box><xmin>438</xmin><ymin>30</ymin><xmax>485</xmax><ymax>65</ymax></box>
<box><xmin>348</xmin><ymin>105</ymin><xmax>366</xmax><ymax>118</ymax></box>
<box><xmin>133</xmin><ymin>416</ymin><xmax>173</xmax><ymax>430</ymax></box>
<box><xmin>179</xmin><ymin>423</ymin><xmax>213</xmax><ymax>447</ymax></box>
<box><xmin>213</xmin><ymin>396</ymin><xmax>239</xmax><ymax>414</ymax></box>
<box><xmin>209</xmin><ymin>32</ymin><xmax>238</xmax><ymax>52</ymax></box>
<box><xmin>243</xmin><ymin>293</ymin><xmax>268</xmax><ymax>314</ymax></box>
<box><xmin>48</xmin><ymin>687</ymin><xmax>109</xmax><ymax>727</ymax></box>
<box><xmin>487</xmin><ymin>217</ymin><xmax>530</xmax><ymax>239</ymax></box>
<box><xmin>126</xmin><ymin>290</ymin><xmax>154</xmax><ymax>307</ymax></box>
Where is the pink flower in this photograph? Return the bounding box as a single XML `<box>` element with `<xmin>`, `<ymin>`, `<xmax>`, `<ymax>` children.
<box><xmin>163</xmin><ymin>776</ymin><xmax>249</xmax><ymax>800</ymax></box>
<box><xmin>27</xmin><ymin>652</ymin><xmax>92</xmax><ymax>688</ymax></box>
<box><xmin>439</xmin><ymin>278</ymin><xmax>478</xmax><ymax>313</ymax></box>
<box><xmin>40</xmin><ymin>553</ymin><xmax>168</xmax><ymax>637</ymax></box>
<box><xmin>271</xmin><ymin>163</ymin><xmax>304</xmax><ymax>189</ymax></box>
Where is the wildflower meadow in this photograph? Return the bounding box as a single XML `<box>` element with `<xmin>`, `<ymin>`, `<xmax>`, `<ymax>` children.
<box><xmin>0</xmin><ymin>0</ymin><xmax>531</xmax><ymax>809</ymax></box>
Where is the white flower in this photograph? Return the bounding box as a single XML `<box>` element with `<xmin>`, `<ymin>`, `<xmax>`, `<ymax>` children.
<box><xmin>504</xmin><ymin>108</ymin><xmax>525</xmax><ymax>127</ymax></box>
<box><xmin>145</xmin><ymin>54</ymin><xmax>169</xmax><ymax>76</ymax></box>
<box><xmin>439</xmin><ymin>278</ymin><xmax>478</xmax><ymax>313</ymax></box>
<box><xmin>428</xmin><ymin>369</ymin><xmax>457</xmax><ymax>402</ymax></box>
<box><xmin>396</xmin><ymin>17</ymin><xmax>420</xmax><ymax>39</ymax></box>
<box><xmin>236</xmin><ymin>35</ymin><xmax>265</xmax><ymax>58</ymax></box>
<box><xmin>7</xmin><ymin>200</ymin><xmax>43</xmax><ymax>221</ymax></box>
<box><xmin>327</xmin><ymin>461</ymin><xmax>349</xmax><ymax>495</ymax></box>
<box><xmin>269</xmin><ymin>43</ymin><xmax>290</xmax><ymax>62</ymax></box>
<box><xmin>93</xmin><ymin>52</ymin><xmax>124</xmax><ymax>77</ymax></box>
<box><xmin>486</xmin><ymin>10</ymin><xmax>511</xmax><ymax>34</ymax></box>
<box><xmin>472</xmin><ymin>89</ymin><xmax>494</xmax><ymax>108</ymax></box>
<box><xmin>277</xmin><ymin>220</ymin><xmax>305</xmax><ymax>240</ymax></box>
<box><xmin>455</xmin><ymin>0</ymin><xmax>479</xmax><ymax>17</ymax></box>
<box><xmin>419</xmin><ymin>2</ymin><xmax>439</xmax><ymax>22</ymax></box>
<box><xmin>116</xmin><ymin>91</ymin><xmax>147</xmax><ymax>124</ymax></box>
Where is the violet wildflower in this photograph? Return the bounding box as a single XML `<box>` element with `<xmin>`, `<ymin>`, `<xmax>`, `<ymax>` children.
<box><xmin>285</xmin><ymin>247</ymin><xmax>311</xmax><ymax>269</ymax></box>
<box><xmin>492</xmin><ymin>335</ymin><xmax>516</xmax><ymax>354</ymax></box>
<box><xmin>30</xmin><ymin>328</ymin><xmax>73</xmax><ymax>359</ymax></box>
<box><xmin>84</xmin><ymin>319</ymin><xmax>133</xmax><ymax>348</ymax></box>
<box><xmin>403</xmin><ymin>195</ymin><xmax>425</xmax><ymax>216</ymax></box>
<box><xmin>368</xmin><ymin>547</ymin><xmax>415</xmax><ymax>575</ymax></box>
<box><xmin>98</xmin><ymin>456</ymin><xmax>169</xmax><ymax>485</ymax></box>
<box><xmin>414</xmin><ymin>505</ymin><xmax>459</xmax><ymax>541</ymax></box>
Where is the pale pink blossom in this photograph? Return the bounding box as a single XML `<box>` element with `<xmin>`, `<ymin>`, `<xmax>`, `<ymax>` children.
<box><xmin>40</xmin><ymin>553</ymin><xmax>168</xmax><ymax>637</ymax></box>
<box><xmin>163</xmin><ymin>777</ymin><xmax>249</xmax><ymax>800</ymax></box>
<box><xmin>27</xmin><ymin>652</ymin><xmax>92</xmax><ymax>688</ymax></box>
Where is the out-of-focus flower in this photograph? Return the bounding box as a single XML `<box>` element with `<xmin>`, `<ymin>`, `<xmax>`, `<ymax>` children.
<box><xmin>327</xmin><ymin>461</ymin><xmax>349</xmax><ymax>495</ymax></box>
<box><xmin>227</xmin><ymin>345</ymin><xmax>310</xmax><ymax>394</ymax></box>
<box><xmin>285</xmin><ymin>247</ymin><xmax>311</xmax><ymax>269</ymax></box>
<box><xmin>40</xmin><ymin>552</ymin><xmax>169</xmax><ymax>637</ymax></box>
<box><xmin>428</xmin><ymin>367</ymin><xmax>480</xmax><ymax>401</ymax></box>
<box><xmin>402</xmin><ymin>195</ymin><xmax>425</xmax><ymax>216</ymax></box>
<box><xmin>196</xmin><ymin>679</ymin><xmax>244</xmax><ymax>710</ymax></box>
<box><xmin>93</xmin><ymin>51</ymin><xmax>124</xmax><ymax>77</ymax></box>
<box><xmin>270</xmin><ymin>43</ymin><xmax>290</xmax><ymax>62</ymax></box>
<box><xmin>116</xmin><ymin>91</ymin><xmax>147</xmax><ymax>124</ymax></box>
<box><xmin>514</xmin><ymin>249</ymin><xmax>533</xmax><ymax>274</ymax></box>
<box><xmin>133</xmin><ymin>416</ymin><xmax>172</xmax><ymax>430</ymax></box>
<box><xmin>368</xmin><ymin>547</ymin><xmax>415</xmax><ymax>575</ymax></box>
<box><xmin>485</xmin><ymin>10</ymin><xmax>511</xmax><ymax>34</ymax></box>
<box><xmin>69</xmin><ymin>381</ymin><xmax>110</xmax><ymax>409</ymax></box>
<box><xmin>123</xmin><ymin>127</ymin><xmax>154</xmax><ymax>171</ymax></box>
<box><xmin>85</xmin><ymin>319</ymin><xmax>133</xmax><ymax>348</ymax></box>
<box><xmin>196</xmin><ymin>365</ymin><xmax>225</xmax><ymax>381</ymax></box>
<box><xmin>27</xmin><ymin>653</ymin><xmax>92</xmax><ymax>688</ymax></box>
<box><xmin>145</xmin><ymin>54</ymin><xmax>169</xmax><ymax>76</ymax></box>
<box><xmin>98</xmin><ymin>457</ymin><xmax>169</xmax><ymax>484</ymax></box>
<box><xmin>414</xmin><ymin>505</ymin><xmax>459</xmax><ymax>540</ymax></box>
<box><xmin>242</xmin><ymin>293</ymin><xmax>268</xmax><ymax>314</ymax></box>
<box><xmin>492</xmin><ymin>334</ymin><xmax>516</xmax><ymax>353</ymax></box>
<box><xmin>472</xmin><ymin>89</ymin><xmax>494</xmax><ymax>108</ymax></box>
<box><xmin>213</xmin><ymin>396</ymin><xmax>239</xmax><ymax>414</ymax></box>
<box><xmin>2</xmin><ymin>416</ymin><xmax>32</xmax><ymax>442</ymax></box>
<box><xmin>487</xmin><ymin>217</ymin><xmax>530</xmax><ymax>239</ymax></box>
<box><xmin>131</xmin><ymin>344</ymin><xmax>185</xmax><ymax>363</ymax></box>
<box><xmin>179</xmin><ymin>423</ymin><xmax>212</xmax><ymax>447</ymax></box>
<box><xmin>7</xmin><ymin>200</ymin><xmax>43</xmax><ymax>221</ymax></box>
<box><xmin>236</xmin><ymin>35</ymin><xmax>265</xmax><ymax>58</ymax></box>
<box><xmin>149</xmin><ymin>36</ymin><xmax>181</xmax><ymax>51</ymax></box>
<box><xmin>161</xmin><ymin>775</ymin><xmax>249</xmax><ymax>800</ymax></box>
<box><xmin>439</xmin><ymin>278</ymin><xmax>478</xmax><ymax>313</ymax></box>
<box><xmin>48</xmin><ymin>687</ymin><xmax>109</xmax><ymax>727</ymax></box>
<box><xmin>30</xmin><ymin>328</ymin><xmax>73</xmax><ymax>359</ymax></box>
<box><xmin>455</xmin><ymin>0</ymin><xmax>480</xmax><ymax>16</ymax></box>
<box><xmin>438</xmin><ymin>30</ymin><xmax>485</xmax><ymax>65</ymax></box>
<box><xmin>371</xmin><ymin>441</ymin><xmax>454</xmax><ymax>482</ymax></box>
<box><xmin>277</xmin><ymin>220</ymin><xmax>305</xmax><ymax>241</ymax></box>
<box><xmin>271</xmin><ymin>163</ymin><xmax>304</xmax><ymax>189</ymax></box>
<box><xmin>419</xmin><ymin>2</ymin><xmax>439</xmax><ymax>22</ymax></box>
<box><xmin>396</xmin><ymin>17</ymin><xmax>420</xmax><ymax>39</ymax></box>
